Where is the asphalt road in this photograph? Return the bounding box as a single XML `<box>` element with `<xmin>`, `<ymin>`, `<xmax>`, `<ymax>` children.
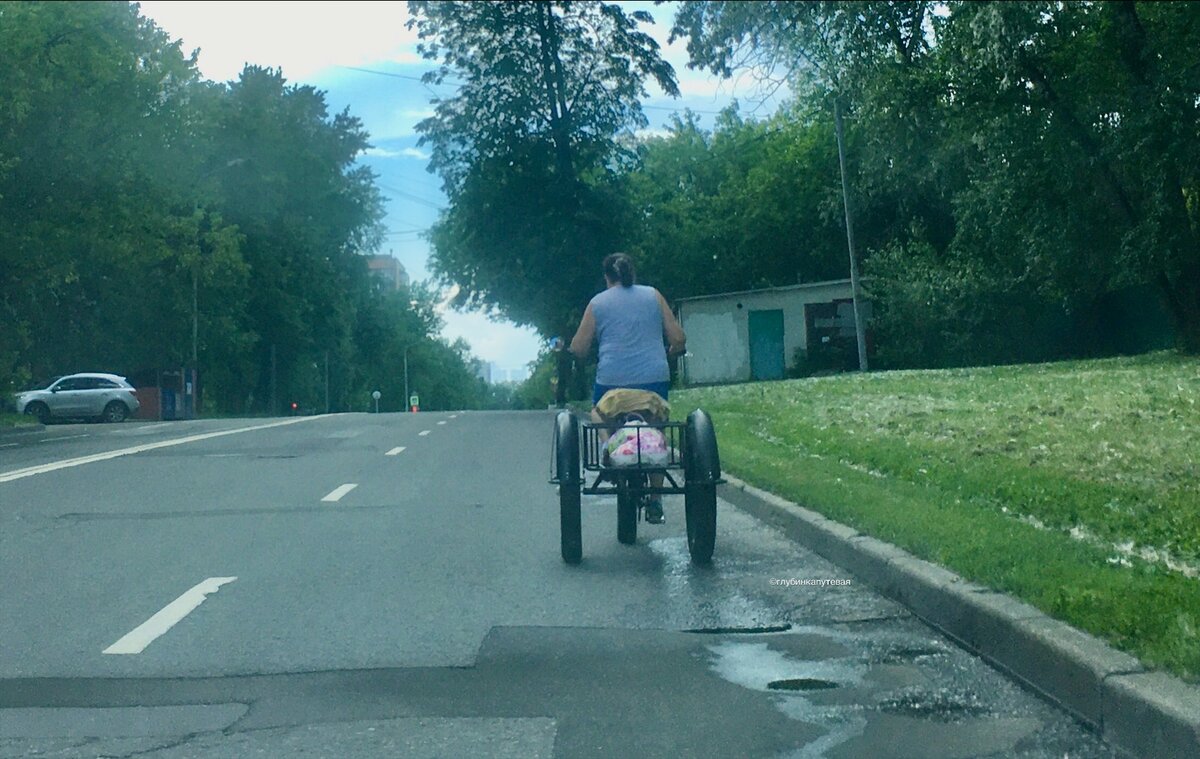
<box><xmin>0</xmin><ymin>412</ymin><xmax>1122</xmax><ymax>758</ymax></box>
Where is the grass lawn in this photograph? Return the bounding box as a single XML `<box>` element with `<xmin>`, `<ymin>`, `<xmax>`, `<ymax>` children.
<box><xmin>676</xmin><ymin>351</ymin><xmax>1200</xmax><ymax>680</ymax></box>
<box><xmin>0</xmin><ymin>412</ymin><xmax>38</xmax><ymax>428</ymax></box>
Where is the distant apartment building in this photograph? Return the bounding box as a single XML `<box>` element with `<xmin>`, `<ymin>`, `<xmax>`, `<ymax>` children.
<box><xmin>490</xmin><ymin>363</ymin><xmax>529</xmax><ymax>384</ymax></box>
<box><xmin>366</xmin><ymin>255</ymin><xmax>410</xmax><ymax>291</ymax></box>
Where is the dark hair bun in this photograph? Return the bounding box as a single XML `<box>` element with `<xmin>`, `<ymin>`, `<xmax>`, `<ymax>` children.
<box><xmin>603</xmin><ymin>253</ymin><xmax>635</xmax><ymax>287</ymax></box>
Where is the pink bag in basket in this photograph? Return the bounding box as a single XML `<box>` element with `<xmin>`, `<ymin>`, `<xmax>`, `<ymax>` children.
<box><xmin>606</xmin><ymin>419</ymin><xmax>669</xmax><ymax>467</ymax></box>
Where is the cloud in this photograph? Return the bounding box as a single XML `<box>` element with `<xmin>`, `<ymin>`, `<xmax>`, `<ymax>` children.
<box><xmin>635</xmin><ymin>127</ymin><xmax>673</xmax><ymax>141</ymax></box>
<box><xmin>440</xmin><ymin>311</ymin><xmax>543</xmax><ymax>367</ymax></box>
<box><xmin>362</xmin><ymin>146</ymin><xmax>430</xmax><ymax>160</ymax></box>
<box><xmin>139</xmin><ymin>1</ymin><xmax>422</xmax><ymax>82</ymax></box>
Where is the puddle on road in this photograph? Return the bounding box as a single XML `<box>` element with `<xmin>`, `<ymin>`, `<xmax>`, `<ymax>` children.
<box><xmin>707</xmin><ymin>640</ymin><xmax>866</xmax><ymax>694</ymax></box>
<box><xmin>705</xmin><ymin>634</ymin><xmax>1003</xmax><ymax>759</ymax></box>
<box><xmin>873</xmin><ymin>645</ymin><xmax>949</xmax><ymax>664</ymax></box>
<box><xmin>876</xmin><ymin>689</ymin><xmax>990</xmax><ymax>721</ymax></box>
<box><xmin>685</xmin><ymin>624</ymin><xmax>792</xmax><ymax>635</ymax></box>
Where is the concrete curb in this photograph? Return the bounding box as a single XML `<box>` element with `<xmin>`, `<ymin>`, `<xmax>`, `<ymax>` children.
<box><xmin>719</xmin><ymin>474</ymin><xmax>1200</xmax><ymax>759</ymax></box>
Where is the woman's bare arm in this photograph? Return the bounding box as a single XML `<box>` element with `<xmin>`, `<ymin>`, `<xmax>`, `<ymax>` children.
<box><xmin>570</xmin><ymin>304</ymin><xmax>596</xmax><ymax>359</ymax></box>
<box><xmin>657</xmin><ymin>290</ymin><xmax>686</xmax><ymax>356</ymax></box>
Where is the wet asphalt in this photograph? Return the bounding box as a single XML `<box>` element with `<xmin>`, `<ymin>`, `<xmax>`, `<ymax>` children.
<box><xmin>0</xmin><ymin>412</ymin><xmax>1124</xmax><ymax>757</ymax></box>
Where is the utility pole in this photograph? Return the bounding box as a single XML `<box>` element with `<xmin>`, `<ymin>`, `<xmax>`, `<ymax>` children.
<box><xmin>403</xmin><ymin>346</ymin><xmax>410</xmax><ymax>413</ymax></box>
<box><xmin>834</xmin><ymin>97</ymin><xmax>870</xmax><ymax>372</ymax></box>
<box><xmin>270</xmin><ymin>344</ymin><xmax>277</xmax><ymax>416</ymax></box>
<box><xmin>324</xmin><ymin>351</ymin><xmax>330</xmax><ymax>414</ymax></box>
<box><xmin>192</xmin><ymin>268</ymin><xmax>200</xmax><ymax>417</ymax></box>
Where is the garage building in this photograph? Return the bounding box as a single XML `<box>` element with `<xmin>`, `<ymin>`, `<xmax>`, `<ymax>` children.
<box><xmin>675</xmin><ymin>279</ymin><xmax>870</xmax><ymax>385</ymax></box>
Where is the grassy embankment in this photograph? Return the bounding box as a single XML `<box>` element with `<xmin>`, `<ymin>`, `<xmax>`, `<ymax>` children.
<box><xmin>676</xmin><ymin>351</ymin><xmax>1200</xmax><ymax>680</ymax></box>
<box><xmin>0</xmin><ymin>413</ymin><xmax>37</xmax><ymax>428</ymax></box>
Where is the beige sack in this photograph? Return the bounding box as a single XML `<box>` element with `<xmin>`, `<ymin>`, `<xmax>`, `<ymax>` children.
<box><xmin>595</xmin><ymin>388</ymin><xmax>670</xmax><ymax>423</ymax></box>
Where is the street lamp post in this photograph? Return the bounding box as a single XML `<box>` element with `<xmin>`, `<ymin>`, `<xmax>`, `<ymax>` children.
<box><xmin>403</xmin><ymin>345</ymin><xmax>410</xmax><ymax>413</ymax></box>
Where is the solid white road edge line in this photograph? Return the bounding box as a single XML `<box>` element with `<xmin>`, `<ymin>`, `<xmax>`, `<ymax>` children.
<box><xmin>39</xmin><ymin>434</ymin><xmax>91</xmax><ymax>443</ymax></box>
<box><xmin>385</xmin><ymin>447</ymin><xmax>406</xmax><ymax>456</ymax></box>
<box><xmin>321</xmin><ymin>483</ymin><xmax>358</xmax><ymax>502</ymax></box>
<box><xmin>0</xmin><ymin>416</ymin><xmax>325</xmax><ymax>484</ymax></box>
<box><xmin>418</xmin><ymin>430</ymin><xmax>431</xmax><ymax>437</ymax></box>
<box><xmin>103</xmin><ymin>577</ymin><xmax>237</xmax><ymax>655</ymax></box>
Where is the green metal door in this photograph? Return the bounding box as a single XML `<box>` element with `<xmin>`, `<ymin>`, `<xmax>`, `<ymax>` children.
<box><xmin>748</xmin><ymin>310</ymin><xmax>785</xmax><ymax>380</ymax></box>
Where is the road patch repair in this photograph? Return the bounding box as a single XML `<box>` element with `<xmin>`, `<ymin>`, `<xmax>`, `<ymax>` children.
<box><xmin>719</xmin><ymin>473</ymin><xmax>1200</xmax><ymax>758</ymax></box>
<box><xmin>0</xmin><ymin>623</ymin><xmax>1111</xmax><ymax>758</ymax></box>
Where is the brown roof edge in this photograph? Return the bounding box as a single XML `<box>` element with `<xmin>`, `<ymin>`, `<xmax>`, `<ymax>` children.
<box><xmin>673</xmin><ymin>278</ymin><xmax>865</xmax><ymax>304</ymax></box>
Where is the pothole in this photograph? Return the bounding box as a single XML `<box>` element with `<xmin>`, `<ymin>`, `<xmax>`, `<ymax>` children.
<box><xmin>767</xmin><ymin>678</ymin><xmax>839</xmax><ymax>691</ymax></box>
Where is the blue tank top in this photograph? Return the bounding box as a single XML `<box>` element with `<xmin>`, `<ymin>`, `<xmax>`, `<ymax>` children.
<box><xmin>591</xmin><ymin>284</ymin><xmax>670</xmax><ymax>386</ymax></box>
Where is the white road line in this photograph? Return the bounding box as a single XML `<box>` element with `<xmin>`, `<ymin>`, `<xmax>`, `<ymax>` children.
<box><xmin>385</xmin><ymin>446</ymin><xmax>406</xmax><ymax>456</ymax></box>
<box><xmin>449</xmin><ymin>414</ymin><xmax>458</xmax><ymax>419</ymax></box>
<box><xmin>0</xmin><ymin>443</ymin><xmax>18</xmax><ymax>449</ymax></box>
<box><xmin>418</xmin><ymin>430</ymin><xmax>431</xmax><ymax>437</ymax></box>
<box><xmin>321</xmin><ymin>483</ymin><xmax>358</xmax><ymax>502</ymax></box>
<box><xmin>436</xmin><ymin>421</ymin><xmax>446</xmax><ymax>426</ymax></box>
<box><xmin>103</xmin><ymin>577</ymin><xmax>236</xmax><ymax>655</ymax></box>
<box><xmin>0</xmin><ymin>416</ymin><xmax>325</xmax><ymax>484</ymax></box>
<box><xmin>39</xmin><ymin>434</ymin><xmax>90</xmax><ymax>443</ymax></box>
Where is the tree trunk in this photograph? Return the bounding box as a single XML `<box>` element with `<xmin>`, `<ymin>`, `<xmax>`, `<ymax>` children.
<box><xmin>535</xmin><ymin>3</ymin><xmax>575</xmax><ymax>181</ymax></box>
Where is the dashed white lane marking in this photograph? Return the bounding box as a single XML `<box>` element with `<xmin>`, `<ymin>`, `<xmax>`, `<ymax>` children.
<box><xmin>449</xmin><ymin>414</ymin><xmax>458</xmax><ymax>419</ymax></box>
<box><xmin>385</xmin><ymin>446</ymin><xmax>406</xmax><ymax>456</ymax></box>
<box><xmin>40</xmin><ymin>434</ymin><xmax>90</xmax><ymax>443</ymax></box>
<box><xmin>437</xmin><ymin>421</ymin><xmax>446</xmax><ymax>426</ymax></box>
<box><xmin>418</xmin><ymin>430</ymin><xmax>431</xmax><ymax>437</ymax></box>
<box><xmin>0</xmin><ymin>416</ymin><xmax>326</xmax><ymax>484</ymax></box>
<box><xmin>103</xmin><ymin>577</ymin><xmax>237</xmax><ymax>655</ymax></box>
<box><xmin>0</xmin><ymin>443</ymin><xmax>18</xmax><ymax>449</ymax></box>
<box><xmin>321</xmin><ymin>483</ymin><xmax>358</xmax><ymax>502</ymax></box>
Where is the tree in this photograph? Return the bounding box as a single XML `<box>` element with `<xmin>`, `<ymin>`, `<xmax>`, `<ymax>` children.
<box><xmin>623</xmin><ymin>107</ymin><xmax>850</xmax><ymax>299</ymax></box>
<box><xmin>672</xmin><ymin>1</ymin><xmax>1200</xmax><ymax>362</ymax></box>
<box><xmin>0</xmin><ymin>3</ymin><xmax>487</xmax><ymax>413</ymax></box>
<box><xmin>407</xmin><ymin>0</ymin><xmax>679</xmax><ymax>339</ymax></box>
<box><xmin>0</xmin><ymin>1</ymin><xmax>232</xmax><ymax>389</ymax></box>
<box><xmin>205</xmin><ymin>66</ymin><xmax>387</xmax><ymax>412</ymax></box>
<box><xmin>932</xmin><ymin>1</ymin><xmax>1200</xmax><ymax>352</ymax></box>
<box><xmin>671</xmin><ymin>2</ymin><xmax>935</xmax><ymax>369</ymax></box>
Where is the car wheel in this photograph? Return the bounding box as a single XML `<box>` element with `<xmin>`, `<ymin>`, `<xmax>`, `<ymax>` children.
<box><xmin>102</xmin><ymin>401</ymin><xmax>128</xmax><ymax>423</ymax></box>
<box><xmin>25</xmin><ymin>402</ymin><xmax>50</xmax><ymax>425</ymax></box>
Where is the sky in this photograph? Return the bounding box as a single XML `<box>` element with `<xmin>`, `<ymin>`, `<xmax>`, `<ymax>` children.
<box><xmin>138</xmin><ymin>1</ymin><xmax>787</xmax><ymax>375</ymax></box>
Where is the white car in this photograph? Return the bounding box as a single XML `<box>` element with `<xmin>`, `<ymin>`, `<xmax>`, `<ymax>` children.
<box><xmin>15</xmin><ymin>373</ymin><xmax>140</xmax><ymax>424</ymax></box>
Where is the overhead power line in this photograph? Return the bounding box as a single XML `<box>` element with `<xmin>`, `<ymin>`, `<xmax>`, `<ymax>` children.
<box><xmin>378</xmin><ymin>183</ymin><xmax>445</xmax><ymax>211</ymax></box>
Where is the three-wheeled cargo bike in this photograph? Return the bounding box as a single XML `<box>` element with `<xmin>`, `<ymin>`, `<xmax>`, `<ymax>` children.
<box><xmin>550</xmin><ymin>408</ymin><xmax>722</xmax><ymax>565</ymax></box>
